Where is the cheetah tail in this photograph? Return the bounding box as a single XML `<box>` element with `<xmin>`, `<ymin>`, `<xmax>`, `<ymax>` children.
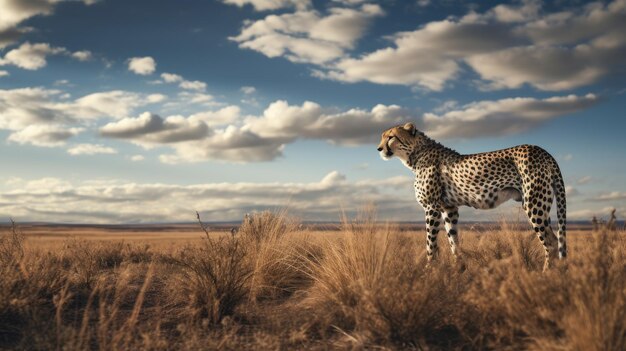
<box><xmin>552</xmin><ymin>165</ymin><xmax>567</xmax><ymax>258</ymax></box>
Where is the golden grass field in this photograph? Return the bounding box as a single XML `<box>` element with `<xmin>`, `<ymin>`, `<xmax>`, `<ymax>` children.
<box><xmin>1</xmin><ymin>211</ymin><xmax>625</xmax><ymax>350</ymax></box>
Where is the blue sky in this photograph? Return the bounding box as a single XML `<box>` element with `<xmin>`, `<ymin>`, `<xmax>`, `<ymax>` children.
<box><xmin>0</xmin><ymin>0</ymin><xmax>624</xmax><ymax>223</ymax></box>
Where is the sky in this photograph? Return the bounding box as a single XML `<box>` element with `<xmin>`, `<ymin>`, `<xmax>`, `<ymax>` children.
<box><xmin>0</xmin><ymin>0</ymin><xmax>625</xmax><ymax>224</ymax></box>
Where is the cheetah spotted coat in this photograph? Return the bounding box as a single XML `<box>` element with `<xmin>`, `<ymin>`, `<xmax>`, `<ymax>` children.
<box><xmin>378</xmin><ymin>123</ymin><xmax>567</xmax><ymax>271</ymax></box>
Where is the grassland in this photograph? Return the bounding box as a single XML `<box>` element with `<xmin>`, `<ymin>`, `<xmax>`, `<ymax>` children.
<box><xmin>1</xmin><ymin>211</ymin><xmax>625</xmax><ymax>350</ymax></box>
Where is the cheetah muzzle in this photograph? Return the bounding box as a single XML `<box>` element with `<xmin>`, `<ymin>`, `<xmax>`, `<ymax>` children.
<box><xmin>377</xmin><ymin>122</ymin><xmax>567</xmax><ymax>271</ymax></box>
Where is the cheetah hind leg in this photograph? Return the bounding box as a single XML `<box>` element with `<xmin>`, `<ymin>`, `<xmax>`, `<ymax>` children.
<box><xmin>525</xmin><ymin>206</ymin><xmax>556</xmax><ymax>272</ymax></box>
<box><xmin>544</xmin><ymin>224</ymin><xmax>559</xmax><ymax>262</ymax></box>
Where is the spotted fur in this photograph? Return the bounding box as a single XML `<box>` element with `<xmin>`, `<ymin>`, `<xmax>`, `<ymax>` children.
<box><xmin>377</xmin><ymin>123</ymin><xmax>567</xmax><ymax>271</ymax></box>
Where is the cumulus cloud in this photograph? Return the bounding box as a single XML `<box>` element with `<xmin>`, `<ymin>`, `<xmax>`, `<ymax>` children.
<box><xmin>230</xmin><ymin>3</ymin><xmax>384</xmax><ymax>64</ymax></box>
<box><xmin>67</xmin><ymin>143</ymin><xmax>117</xmax><ymax>155</ymax></box>
<box><xmin>0</xmin><ymin>87</ymin><xmax>166</xmax><ymax>147</ymax></box>
<box><xmin>422</xmin><ymin>94</ymin><xmax>599</xmax><ymax>139</ymax></box>
<box><xmin>158</xmin><ymin>72</ymin><xmax>208</xmax><ymax>92</ymax></box>
<box><xmin>0</xmin><ymin>172</ymin><xmax>414</xmax><ymax>223</ymax></box>
<box><xmin>1</xmin><ymin>85</ymin><xmax>600</xmax><ymax>160</ymax></box>
<box><xmin>0</xmin><ymin>42</ymin><xmax>94</xmax><ymax>70</ymax></box>
<box><xmin>185</xmin><ymin>102</ymin><xmax>402</xmax><ymax>161</ymax></box>
<box><xmin>312</xmin><ymin>0</ymin><xmax>626</xmax><ymax>91</ymax></box>
<box><xmin>127</xmin><ymin>56</ymin><xmax>156</xmax><ymax>75</ymax></box>
<box><xmin>95</xmin><ymin>100</ymin><xmax>407</xmax><ymax>163</ymax></box>
<box><xmin>0</xmin><ymin>70</ymin><xmax>8</xmax><ymax>77</ymax></box>
<box><xmin>7</xmin><ymin>125</ymin><xmax>83</xmax><ymax>147</ymax></box>
<box><xmin>179</xmin><ymin>80</ymin><xmax>207</xmax><ymax>91</ymax></box>
<box><xmin>100</xmin><ymin>112</ymin><xmax>210</xmax><ymax>144</ymax></box>
<box><xmin>245</xmin><ymin>100</ymin><xmax>408</xmax><ymax>145</ymax></box>
<box><xmin>222</xmin><ymin>0</ymin><xmax>310</xmax><ymax>11</ymax></box>
<box><xmin>94</xmin><ymin>92</ymin><xmax>599</xmax><ymax>163</ymax></box>
<box><xmin>161</xmin><ymin>72</ymin><xmax>183</xmax><ymax>83</ymax></box>
<box><xmin>71</xmin><ymin>50</ymin><xmax>93</xmax><ymax>61</ymax></box>
<box><xmin>317</xmin><ymin>18</ymin><xmax>519</xmax><ymax>90</ymax></box>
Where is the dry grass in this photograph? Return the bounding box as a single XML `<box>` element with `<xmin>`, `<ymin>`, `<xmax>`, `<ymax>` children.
<box><xmin>1</xmin><ymin>212</ymin><xmax>625</xmax><ymax>350</ymax></box>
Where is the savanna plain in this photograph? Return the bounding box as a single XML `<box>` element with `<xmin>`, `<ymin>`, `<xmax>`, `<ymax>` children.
<box><xmin>1</xmin><ymin>210</ymin><xmax>625</xmax><ymax>350</ymax></box>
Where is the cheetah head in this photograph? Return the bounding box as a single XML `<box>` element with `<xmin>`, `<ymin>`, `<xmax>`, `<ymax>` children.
<box><xmin>377</xmin><ymin>122</ymin><xmax>418</xmax><ymax>161</ymax></box>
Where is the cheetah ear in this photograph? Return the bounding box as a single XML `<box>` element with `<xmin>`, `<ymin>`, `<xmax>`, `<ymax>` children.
<box><xmin>403</xmin><ymin>122</ymin><xmax>416</xmax><ymax>136</ymax></box>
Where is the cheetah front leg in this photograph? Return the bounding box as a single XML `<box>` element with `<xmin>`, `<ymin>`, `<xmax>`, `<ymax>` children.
<box><xmin>424</xmin><ymin>207</ymin><xmax>443</xmax><ymax>264</ymax></box>
<box><xmin>443</xmin><ymin>207</ymin><xmax>460</xmax><ymax>259</ymax></box>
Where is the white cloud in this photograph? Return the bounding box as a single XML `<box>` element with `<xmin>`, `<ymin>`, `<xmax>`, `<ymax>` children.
<box><xmin>0</xmin><ymin>42</ymin><xmax>66</xmax><ymax>70</ymax></box>
<box><xmin>0</xmin><ymin>70</ymin><xmax>8</xmax><ymax>77</ymax></box>
<box><xmin>492</xmin><ymin>0</ymin><xmax>540</xmax><ymax>23</ymax></box>
<box><xmin>423</xmin><ymin>94</ymin><xmax>599</xmax><ymax>139</ymax></box>
<box><xmin>0</xmin><ymin>172</ymin><xmax>414</xmax><ymax>223</ymax></box>
<box><xmin>67</xmin><ymin>143</ymin><xmax>117</xmax><ymax>155</ymax></box>
<box><xmin>4</xmin><ymin>170</ymin><xmax>606</xmax><ymax>223</ymax></box>
<box><xmin>127</xmin><ymin>56</ymin><xmax>156</xmax><ymax>75</ymax></box>
<box><xmin>230</xmin><ymin>3</ymin><xmax>384</xmax><ymax>64</ymax></box>
<box><xmin>0</xmin><ymin>87</ymin><xmax>168</xmax><ymax>147</ymax></box>
<box><xmin>161</xmin><ymin>72</ymin><xmax>183</xmax><ymax>83</ymax></box>
<box><xmin>158</xmin><ymin>71</ymin><xmax>208</xmax><ymax>92</ymax></box>
<box><xmin>245</xmin><ymin>100</ymin><xmax>408</xmax><ymax>145</ymax></box>
<box><xmin>222</xmin><ymin>0</ymin><xmax>310</xmax><ymax>11</ymax></box>
<box><xmin>100</xmin><ymin>112</ymin><xmax>210</xmax><ymax>145</ymax></box>
<box><xmin>71</xmin><ymin>50</ymin><xmax>93</xmax><ymax>61</ymax></box>
<box><xmin>129</xmin><ymin>155</ymin><xmax>145</xmax><ymax>162</ymax></box>
<box><xmin>312</xmin><ymin>0</ymin><xmax>626</xmax><ymax>91</ymax></box>
<box><xmin>94</xmin><ymin>92</ymin><xmax>599</xmax><ymax>163</ymax></box>
<box><xmin>179</xmin><ymin>80</ymin><xmax>207</xmax><ymax>91</ymax></box>
<box><xmin>0</xmin><ymin>42</ymin><xmax>95</xmax><ymax>70</ymax></box>
<box><xmin>317</xmin><ymin>17</ymin><xmax>518</xmax><ymax>90</ymax></box>
<box><xmin>1</xmin><ymin>85</ymin><xmax>601</xmax><ymax>160</ymax></box>
<box><xmin>7</xmin><ymin>124</ymin><xmax>83</xmax><ymax>147</ymax></box>
<box><xmin>96</xmin><ymin>99</ymin><xmax>408</xmax><ymax>163</ymax></box>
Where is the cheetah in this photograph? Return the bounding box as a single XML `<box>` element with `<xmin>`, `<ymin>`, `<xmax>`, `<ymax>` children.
<box><xmin>377</xmin><ymin>123</ymin><xmax>567</xmax><ymax>271</ymax></box>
